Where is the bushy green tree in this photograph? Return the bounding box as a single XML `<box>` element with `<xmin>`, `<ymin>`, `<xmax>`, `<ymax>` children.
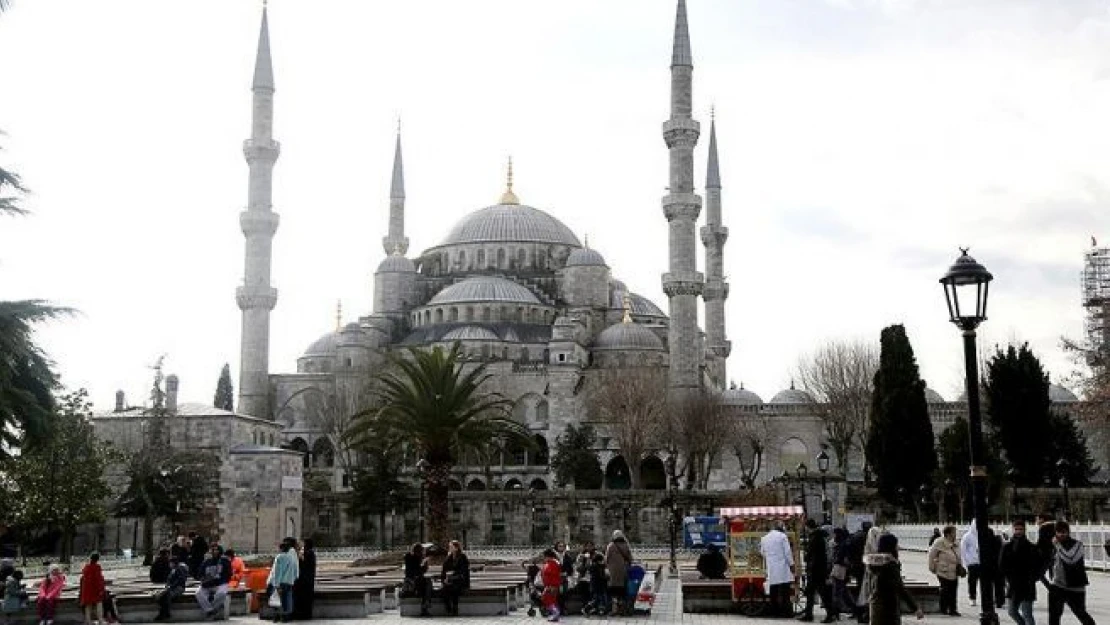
<box><xmin>213</xmin><ymin>363</ymin><xmax>234</xmax><ymax>411</ymax></box>
<box><xmin>1048</xmin><ymin>412</ymin><xmax>1097</xmax><ymax>486</ymax></box>
<box><xmin>550</xmin><ymin>423</ymin><xmax>603</xmax><ymax>489</ymax></box>
<box><xmin>984</xmin><ymin>343</ymin><xmax>1054</xmax><ymax>485</ymax></box>
<box><xmin>866</xmin><ymin>324</ymin><xmax>936</xmax><ymax>504</ymax></box>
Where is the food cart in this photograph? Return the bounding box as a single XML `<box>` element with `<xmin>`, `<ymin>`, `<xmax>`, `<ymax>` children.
<box><xmin>719</xmin><ymin>505</ymin><xmax>807</xmax><ymax>616</ymax></box>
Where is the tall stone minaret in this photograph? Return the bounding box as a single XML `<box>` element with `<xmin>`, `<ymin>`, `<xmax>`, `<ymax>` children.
<box><xmin>661</xmin><ymin>0</ymin><xmax>704</xmax><ymax>393</ymax></box>
<box><xmin>701</xmin><ymin>110</ymin><xmax>730</xmax><ymax>389</ymax></box>
<box><xmin>381</xmin><ymin>124</ymin><xmax>408</xmax><ymax>255</ymax></box>
<box><xmin>236</xmin><ymin>5</ymin><xmax>281</xmax><ymax>418</ymax></box>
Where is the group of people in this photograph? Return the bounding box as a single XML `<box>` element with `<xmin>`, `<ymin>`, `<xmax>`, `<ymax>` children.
<box><xmin>928</xmin><ymin>517</ymin><xmax>1095</xmax><ymax>625</ymax></box>
<box><xmin>760</xmin><ymin>519</ymin><xmax>924</xmax><ymax>625</ymax></box>
<box><xmin>403</xmin><ymin>540</ymin><xmax>472</xmax><ymax>617</ymax></box>
<box><xmin>0</xmin><ymin>560</ymin><xmax>64</xmax><ymax>625</ymax></box>
<box><xmin>530</xmin><ymin>531</ymin><xmax>636</xmax><ymax>622</ymax></box>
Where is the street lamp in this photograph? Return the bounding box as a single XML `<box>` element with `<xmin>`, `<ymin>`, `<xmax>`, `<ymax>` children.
<box><xmin>253</xmin><ymin>491</ymin><xmax>262</xmax><ymax>554</ymax></box>
<box><xmin>1006</xmin><ymin>468</ymin><xmax>1018</xmax><ymax>522</ymax></box>
<box><xmin>1057</xmin><ymin>459</ymin><xmax>1071</xmax><ymax>521</ymax></box>
<box><xmin>940</xmin><ymin>247</ymin><xmax>995</xmax><ymax>625</ymax></box>
<box><xmin>665</xmin><ymin>455</ymin><xmax>679</xmax><ymax>574</ymax></box>
<box><xmin>388</xmin><ymin>489</ymin><xmax>397</xmax><ymax>549</ymax></box>
<box><xmin>816</xmin><ymin>449</ymin><xmax>830</xmax><ymax>524</ymax></box>
<box><xmin>779</xmin><ymin>469</ymin><xmax>791</xmax><ymax>504</ymax></box>
<box><xmin>415</xmin><ymin>458</ymin><xmax>429</xmax><ymax>544</ymax></box>
<box><xmin>796</xmin><ymin>463</ymin><xmax>808</xmax><ymax>515</ymax></box>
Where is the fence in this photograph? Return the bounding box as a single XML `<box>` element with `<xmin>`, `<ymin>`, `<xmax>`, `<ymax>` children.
<box><xmin>887</xmin><ymin>523</ymin><xmax>1110</xmax><ymax>571</ymax></box>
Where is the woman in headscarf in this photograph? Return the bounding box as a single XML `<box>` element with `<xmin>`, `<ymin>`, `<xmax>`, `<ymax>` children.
<box><xmin>604</xmin><ymin>530</ymin><xmax>633</xmax><ymax>615</ymax></box>
<box><xmin>855</xmin><ymin>526</ymin><xmax>883</xmax><ymax>623</ymax></box>
<box><xmin>865</xmin><ymin>534</ymin><xmax>923</xmax><ymax>625</ymax></box>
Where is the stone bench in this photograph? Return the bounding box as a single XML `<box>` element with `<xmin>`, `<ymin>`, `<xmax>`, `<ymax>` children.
<box><xmin>682</xmin><ymin>580</ymin><xmax>939</xmax><ymax>614</ymax></box>
<box><xmin>253</xmin><ymin>586</ymin><xmax>385</xmax><ymax>620</ymax></box>
<box><xmin>399</xmin><ymin>584</ymin><xmax>514</xmax><ymax>617</ymax></box>
<box><xmin>6</xmin><ymin>588</ymin><xmax>248</xmax><ymax>624</ymax></box>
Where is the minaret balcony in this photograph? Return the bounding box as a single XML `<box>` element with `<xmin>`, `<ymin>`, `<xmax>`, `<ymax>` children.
<box><xmin>236</xmin><ymin>285</ymin><xmax>278</xmax><ymax>311</ymax></box>
<box><xmin>702</xmin><ymin>280</ymin><xmax>729</xmax><ymax>301</ymax></box>
<box><xmin>709</xmin><ymin>341</ymin><xmax>732</xmax><ymax>358</ymax></box>
<box><xmin>662</xmin><ymin>271</ymin><xmax>704</xmax><ymax>297</ymax></box>
<box><xmin>243</xmin><ymin>138</ymin><xmax>281</xmax><ymax>162</ymax></box>
<box><xmin>700</xmin><ymin>224</ymin><xmax>729</xmax><ymax>247</ymax></box>
<box><xmin>662</xmin><ymin>193</ymin><xmax>702</xmax><ymax>221</ymax></box>
<box><xmin>240</xmin><ymin>211</ymin><xmax>280</xmax><ymax>237</ymax></box>
<box><xmin>662</xmin><ymin>118</ymin><xmax>700</xmax><ymax>148</ymax></box>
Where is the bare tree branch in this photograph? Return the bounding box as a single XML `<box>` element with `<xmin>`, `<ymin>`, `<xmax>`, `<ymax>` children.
<box><xmin>586</xmin><ymin>368</ymin><xmax>667</xmax><ymax>488</ymax></box>
<box><xmin>728</xmin><ymin>410</ymin><xmax>772</xmax><ymax>489</ymax></box>
<box><xmin>796</xmin><ymin>339</ymin><xmax>878</xmax><ymax>476</ymax></box>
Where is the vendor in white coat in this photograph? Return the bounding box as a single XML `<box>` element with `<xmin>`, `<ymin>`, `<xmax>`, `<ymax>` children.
<box><xmin>960</xmin><ymin>522</ymin><xmax>980</xmax><ymax>607</ymax></box>
<box><xmin>761</xmin><ymin>521</ymin><xmax>795</xmax><ymax>617</ymax></box>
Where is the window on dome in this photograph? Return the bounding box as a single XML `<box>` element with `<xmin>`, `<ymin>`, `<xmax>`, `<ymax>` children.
<box><xmin>477</xmin><ymin>249</ymin><xmax>486</xmax><ymax>266</ymax></box>
<box><xmin>517</xmin><ymin>249</ymin><xmax>527</xmax><ymax>268</ymax></box>
<box><xmin>457</xmin><ymin>250</ymin><xmax>466</xmax><ymax>270</ymax></box>
<box><xmin>482</xmin><ymin>307</ymin><xmax>491</xmax><ymax>321</ymax></box>
<box><xmin>449</xmin><ymin>307</ymin><xmax>459</xmax><ymax>322</ymax></box>
<box><xmin>435</xmin><ymin>309</ymin><xmax>444</xmax><ymax>323</ymax></box>
<box><xmin>497</xmin><ymin>248</ymin><xmax>506</xmax><ymax>268</ymax></box>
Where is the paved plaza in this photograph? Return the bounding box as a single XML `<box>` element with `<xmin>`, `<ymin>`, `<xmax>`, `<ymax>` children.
<box><xmin>143</xmin><ymin>551</ymin><xmax>1110</xmax><ymax>625</ymax></box>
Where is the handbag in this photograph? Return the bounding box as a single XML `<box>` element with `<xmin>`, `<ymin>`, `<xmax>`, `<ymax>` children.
<box><xmin>267</xmin><ymin>592</ymin><xmax>283</xmax><ymax>609</ymax></box>
<box><xmin>957</xmin><ymin>563</ymin><xmax>967</xmax><ymax>578</ymax></box>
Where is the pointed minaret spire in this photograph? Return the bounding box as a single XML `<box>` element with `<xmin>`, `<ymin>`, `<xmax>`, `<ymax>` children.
<box><xmin>252</xmin><ymin>3</ymin><xmax>274</xmax><ymax>91</ymax></box>
<box><xmin>661</xmin><ymin>0</ymin><xmax>703</xmax><ymax>393</ymax></box>
<box><xmin>335</xmin><ymin>300</ymin><xmax>343</xmax><ymax>332</ymax></box>
<box><xmin>672</xmin><ymin>0</ymin><xmax>692</xmax><ymax>67</ymax></box>
<box><xmin>701</xmin><ymin>106</ymin><xmax>731</xmax><ymax>387</ymax></box>
<box><xmin>237</xmin><ymin>2</ymin><xmax>282</xmax><ymax>418</ymax></box>
<box><xmin>382</xmin><ymin>121</ymin><xmax>409</xmax><ymax>255</ymax></box>
<box><xmin>499</xmin><ymin>156</ymin><xmax>520</xmax><ymax>205</ymax></box>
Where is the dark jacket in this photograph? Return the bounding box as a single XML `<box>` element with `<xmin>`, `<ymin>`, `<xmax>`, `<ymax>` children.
<box><xmin>441</xmin><ymin>553</ymin><xmax>471</xmax><ymax>590</ymax></box>
<box><xmin>806</xmin><ymin>528</ymin><xmax>830</xmax><ymax>581</ymax></box>
<box><xmin>999</xmin><ymin>536</ymin><xmax>1039</xmax><ymax>602</ymax></box>
<box><xmin>1036</xmin><ymin>522</ymin><xmax>1056</xmax><ymax>575</ymax></box>
<box><xmin>149</xmin><ymin>556</ymin><xmax>171</xmax><ymax>584</ymax></box>
<box><xmin>589</xmin><ymin>560</ymin><xmax>608</xmax><ymax>593</ymax></box>
<box><xmin>198</xmin><ymin>555</ymin><xmax>231</xmax><ymax>589</ymax></box>
<box><xmin>696</xmin><ymin>550</ymin><xmax>728</xmax><ymax>580</ymax></box>
<box><xmin>865</xmin><ymin>554</ymin><xmax>917</xmax><ymax>625</ymax></box>
<box><xmin>404</xmin><ymin>553</ymin><xmax>428</xmax><ymax>580</ymax></box>
<box><xmin>165</xmin><ymin>562</ymin><xmax>189</xmax><ymax>592</ymax></box>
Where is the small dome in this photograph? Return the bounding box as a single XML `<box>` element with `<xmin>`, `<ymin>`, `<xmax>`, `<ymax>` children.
<box><xmin>594</xmin><ymin>322</ymin><xmax>665</xmax><ymax>351</ymax></box>
<box><xmin>442</xmin><ymin>326</ymin><xmax>501</xmax><ymax>342</ymax></box>
<box><xmin>769</xmin><ymin>386</ymin><xmax>815</xmax><ymax>405</ymax></box>
<box><xmin>924</xmin><ymin>387</ymin><xmax>945</xmax><ymax>403</ymax></box>
<box><xmin>302</xmin><ymin>331</ymin><xmax>339</xmax><ymax>357</ymax></box>
<box><xmin>1049</xmin><ymin>384</ymin><xmax>1079</xmax><ymax>403</ymax></box>
<box><xmin>723</xmin><ymin>387</ymin><xmax>763</xmax><ymax>405</ymax></box>
<box><xmin>376</xmin><ymin>254</ymin><xmax>416</xmax><ymax>273</ymax></box>
<box><xmin>610</xmin><ymin>278</ymin><xmax>628</xmax><ymax>293</ymax></box>
<box><xmin>428</xmin><ymin>276</ymin><xmax>541</xmax><ymax>306</ymax></box>
<box><xmin>566</xmin><ymin>247</ymin><xmax>607</xmax><ymax>267</ymax></box>
<box><xmin>439</xmin><ymin>204</ymin><xmax>581</xmax><ymax>247</ymax></box>
<box><xmin>609</xmin><ymin>291</ymin><xmax>668</xmax><ymax>318</ymax></box>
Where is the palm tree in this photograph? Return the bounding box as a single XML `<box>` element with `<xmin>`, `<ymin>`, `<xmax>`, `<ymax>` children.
<box><xmin>349</xmin><ymin>343</ymin><xmax>529</xmax><ymax>545</ymax></box>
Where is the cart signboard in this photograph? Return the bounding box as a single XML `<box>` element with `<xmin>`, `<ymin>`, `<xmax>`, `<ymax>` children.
<box><xmin>719</xmin><ymin>506</ymin><xmax>805</xmax><ymax>605</ymax></box>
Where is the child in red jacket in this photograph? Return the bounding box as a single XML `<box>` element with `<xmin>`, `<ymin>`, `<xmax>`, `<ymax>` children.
<box><xmin>540</xmin><ymin>548</ymin><xmax>563</xmax><ymax>622</ymax></box>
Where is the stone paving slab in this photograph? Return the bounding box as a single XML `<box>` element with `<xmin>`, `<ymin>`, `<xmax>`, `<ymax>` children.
<box><xmin>115</xmin><ymin>551</ymin><xmax>1110</xmax><ymax>624</ymax></box>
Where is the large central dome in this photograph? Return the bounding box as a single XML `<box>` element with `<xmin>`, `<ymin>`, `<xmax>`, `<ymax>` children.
<box><xmin>439</xmin><ymin>203</ymin><xmax>582</xmax><ymax>247</ymax></box>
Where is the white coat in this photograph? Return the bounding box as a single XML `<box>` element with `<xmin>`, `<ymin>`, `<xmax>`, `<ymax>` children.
<box><xmin>760</xmin><ymin>529</ymin><xmax>795</xmax><ymax>586</ymax></box>
<box><xmin>960</xmin><ymin>522</ymin><xmax>979</xmax><ymax>567</ymax></box>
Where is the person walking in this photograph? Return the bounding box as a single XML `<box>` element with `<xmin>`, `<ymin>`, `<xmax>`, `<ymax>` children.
<box><xmin>587</xmin><ymin>552</ymin><xmax>610</xmax><ymax>616</ymax></box>
<box><xmin>929</xmin><ymin>528</ymin><xmax>942</xmax><ymax>547</ymax></box>
<box><xmin>153</xmin><ymin>556</ymin><xmax>189</xmax><ymax>622</ymax></box>
<box><xmin>928</xmin><ymin>525</ymin><xmax>963</xmax><ymax>616</ymax></box>
<box><xmin>761</xmin><ymin>521</ymin><xmax>795</xmax><ymax>618</ymax></box>
<box><xmin>553</xmin><ymin>541</ymin><xmax>573</xmax><ymax>615</ymax></box>
<box><xmin>440</xmin><ymin>540</ymin><xmax>470</xmax><ymax>617</ymax></box>
<box><xmin>960</xmin><ymin>522</ymin><xmax>980</xmax><ymax>608</ymax></box>
<box><xmin>574</xmin><ymin>543</ymin><xmax>597</xmax><ymax>610</ymax></box>
<box><xmin>830</xmin><ymin>528</ymin><xmax>855</xmax><ymax>615</ymax></box>
<box><xmin>605</xmin><ymin>530</ymin><xmax>633</xmax><ymax>616</ymax></box>
<box><xmin>999</xmin><ymin>520</ymin><xmax>1040</xmax><ymax>625</ymax></box>
<box><xmin>268</xmin><ymin>539</ymin><xmax>300</xmax><ymax>623</ymax></box>
<box><xmin>79</xmin><ymin>553</ymin><xmax>106</xmax><ymax>625</ymax></box>
<box><xmin>403</xmin><ymin>544</ymin><xmax>432</xmax><ymax>617</ymax></box>
<box><xmin>196</xmin><ymin>544</ymin><xmax>232</xmax><ymax>619</ymax></box>
<box><xmin>855</xmin><ymin>526</ymin><xmax>883</xmax><ymax>623</ymax></box>
<box><xmin>864</xmin><ymin>534</ymin><xmax>924</xmax><ymax>625</ymax></box>
<box><xmin>293</xmin><ymin>539</ymin><xmax>317</xmax><ymax>620</ymax></box>
<box><xmin>540</xmin><ymin>548</ymin><xmax>563</xmax><ymax>622</ymax></box>
<box><xmin>1046</xmin><ymin>521</ymin><xmax>1095</xmax><ymax>625</ymax></box>
<box><xmin>37</xmin><ymin>565</ymin><xmax>66</xmax><ymax>625</ymax></box>
<box><xmin>799</xmin><ymin>519</ymin><xmax>836</xmax><ymax>623</ymax></box>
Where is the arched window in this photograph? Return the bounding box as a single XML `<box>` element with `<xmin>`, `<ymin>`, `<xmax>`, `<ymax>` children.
<box><xmin>466</xmin><ymin>479</ymin><xmax>487</xmax><ymax>491</ymax></box>
<box><xmin>779</xmin><ymin>438</ymin><xmax>809</xmax><ymax>474</ymax></box>
<box><xmin>465</xmin><ymin>306</ymin><xmax>474</xmax><ymax>321</ymax></box>
<box><xmin>312</xmin><ymin>437</ymin><xmax>335</xmax><ymax>468</ymax></box>
<box><xmin>497</xmin><ymin>248</ymin><xmax>506</xmax><ymax>268</ymax></box>
<box><xmin>605</xmin><ymin>456</ymin><xmax>631</xmax><ymax>490</ymax></box>
<box><xmin>529</xmin><ymin>478</ymin><xmax>549</xmax><ymax>491</ymax></box>
<box><xmin>506</xmin><ymin>438</ymin><xmax>527</xmax><ymax>466</ymax></box>
<box><xmin>448</xmin><ymin>479</ymin><xmax>463</xmax><ymax>492</ymax></box>
<box><xmin>640</xmin><ymin>456</ymin><xmax>666</xmax><ymax>490</ymax></box>
<box><xmin>457</xmin><ymin>250</ymin><xmax>466</xmax><ymax>269</ymax></box>
<box><xmin>449</xmin><ymin>307</ymin><xmax>459</xmax><ymax>322</ymax></box>
<box><xmin>477</xmin><ymin>249</ymin><xmax>486</xmax><ymax>267</ymax></box>
<box><xmin>535</xmin><ymin>399</ymin><xmax>549</xmax><ymax>423</ymax></box>
<box><xmin>505</xmin><ymin>478</ymin><xmax>523</xmax><ymax>490</ymax></box>
<box><xmin>517</xmin><ymin>248</ymin><xmax>527</xmax><ymax>268</ymax></box>
<box><xmin>531</xmin><ymin>435</ymin><xmax>549</xmax><ymax>466</ymax></box>
<box><xmin>435</xmin><ymin>308</ymin><xmax>444</xmax><ymax>323</ymax></box>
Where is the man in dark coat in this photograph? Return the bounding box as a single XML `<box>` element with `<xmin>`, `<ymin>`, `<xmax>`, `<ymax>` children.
<box><xmin>799</xmin><ymin>519</ymin><xmax>836</xmax><ymax>623</ymax></box>
<box><xmin>846</xmin><ymin>521</ymin><xmax>872</xmax><ymax>590</ymax></box>
<box><xmin>696</xmin><ymin>544</ymin><xmax>728</xmax><ymax>580</ymax></box>
<box><xmin>999</xmin><ymin>520</ymin><xmax>1039</xmax><ymax>625</ymax></box>
<box><xmin>187</xmin><ymin>531</ymin><xmax>208</xmax><ymax>579</ymax></box>
<box><xmin>293</xmin><ymin>539</ymin><xmax>317</xmax><ymax>620</ymax></box>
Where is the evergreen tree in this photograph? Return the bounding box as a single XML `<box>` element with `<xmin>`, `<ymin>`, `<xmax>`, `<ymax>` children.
<box><xmin>984</xmin><ymin>343</ymin><xmax>1054</xmax><ymax>485</ymax></box>
<box><xmin>550</xmin><ymin>423</ymin><xmax>604</xmax><ymax>489</ymax></box>
<box><xmin>937</xmin><ymin>416</ymin><xmax>1004</xmax><ymax>501</ymax></box>
<box><xmin>1048</xmin><ymin>412</ymin><xmax>1097</xmax><ymax>486</ymax></box>
<box><xmin>866</xmin><ymin>324</ymin><xmax>936</xmax><ymax>504</ymax></box>
<box><xmin>214</xmin><ymin>363</ymin><xmax>234</xmax><ymax>411</ymax></box>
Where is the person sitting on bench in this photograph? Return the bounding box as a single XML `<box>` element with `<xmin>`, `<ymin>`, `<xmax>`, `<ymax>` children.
<box><xmin>196</xmin><ymin>544</ymin><xmax>232</xmax><ymax>620</ymax></box>
<box><xmin>696</xmin><ymin>544</ymin><xmax>728</xmax><ymax>580</ymax></box>
<box><xmin>403</xmin><ymin>544</ymin><xmax>432</xmax><ymax>617</ymax></box>
<box><xmin>440</xmin><ymin>540</ymin><xmax>470</xmax><ymax>617</ymax></box>
<box><xmin>154</xmin><ymin>556</ymin><xmax>189</xmax><ymax>621</ymax></box>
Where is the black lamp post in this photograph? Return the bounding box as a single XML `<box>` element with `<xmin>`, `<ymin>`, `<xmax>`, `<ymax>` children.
<box><xmin>665</xmin><ymin>455</ymin><xmax>679</xmax><ymax>574</ymax></box>
<box><xmin>253</xmin><ymin>490</ymin><xmax>262</xmax><ymax>554</ymax></box>
<box><xmin>940</xmin><ymin>247</ymin><xmax>995</xmax><ymax>625</ymax></box>
<box><xmin>388</xmin><ymin>489</ymin><xmax>397</xmax><ymax>548</ymax></box>
<box><xmin>528</xmin><ymin>486</ymin><xmax>538</xmax><ymax>546</ymax></box>
<box><xmin>415</xmin><ymin>458</ymin><xmax>429</xmax><ymax>544</ymax></box>
<box><xmin>779</xmin><ymin>469</ymin><xmax>791</xmax><ymax>504</ymax></box>
<box><xmin>817</xmin><ymin>449</ymin><xmax>831</xmax><ymax>524</ymax></box>
<box><xmin>796</xmin><ymin>462</ymin><xmax>809</xmax><ymax>515</ymax></box>
<box><xmin>1058</xmin><ymin>459</ymin><xmax>1071</xmax><ymax>521</ymax></box>
<box><xmin>1006</xmin><ymin>469</ymin><xmax>1018</xmax><ymax>522</ymax></box>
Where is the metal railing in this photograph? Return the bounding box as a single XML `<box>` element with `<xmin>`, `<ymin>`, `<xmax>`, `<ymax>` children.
<box><xmin>887</xmin><ymin>523</ymin><xmax>1110</xmax><ymax>571</ymax></box>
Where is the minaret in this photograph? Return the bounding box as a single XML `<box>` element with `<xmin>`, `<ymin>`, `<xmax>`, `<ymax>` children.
<box><xmin>382</xmin><ymin>123</ymin><xmax>409</xmax><ymax>255</ymax></box>
<box><xmin>661</xmin><ymin>0</ymin><xmax>704</xmax><ymax>393</ymax></box>
<box><xmin>701</xmin><ymin>109</ymin><xmax>730</xmax><ymax>388</ymax></box>
<box><xmin>236</xmin><ymin>5</ymin><xmax>281</xmax><ymax>418</ymax></box>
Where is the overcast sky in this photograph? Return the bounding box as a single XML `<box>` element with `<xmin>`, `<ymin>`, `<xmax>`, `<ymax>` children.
<box><xmin>0</xmin><ymin>0</ymin><xmax>1104</xmax><ymax>410</ymax></box>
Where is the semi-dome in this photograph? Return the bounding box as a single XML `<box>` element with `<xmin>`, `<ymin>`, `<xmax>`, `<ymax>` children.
<box><xmin>439</xmin><ymin>204</ymin><xmax>581</xmax><ymax>247</ymax></box>
<box><xmin>302</xmin><ymin>331</ymin><xmax>339</xmax><ymax>357</ymax></box>
<box><xmin>376</xmin><ymin>254</ymin><xmax>415</xmax><ymax>273</ymax></box>
<box><xmin>609</xmin><ymin>291</ymin><xmax>668</xmax><ymax>318</ymax></box>
<box><xmin>1049</xmin><ymin>383</ymin><xmax>1079</xmax><ymax>403</ymax></box>
<box><xmin>566</xmin><ymin>247</ymin><xmax>607</xmax><ymax>267</ymax></box>
<box><xmin>442</xmin><ymin>326</ymin><xmax>501</xmax><ymax>342</ymax></box>
<box><xmin>769</xmin><ymin>385</ymin><xmax>815</xmax><ymax>405</ymax></box>
<box><xmin>594</xmin><ymin>322</ymin><xmax>665</xmax><ymax>351</ymax></box>
<box><xmin>924</xmin><ymin>387</ymin><xmax>945</xmax><ymax>403</ymax></box>
<box><xmin>723</xmin><ymin>386</ymin><xmax>763</xmax><ymax>405</ymax></box>
<box><xmin>428</xmin><ymin>276</ymin><xmax>541</xmax><ymax>306</ymax></box>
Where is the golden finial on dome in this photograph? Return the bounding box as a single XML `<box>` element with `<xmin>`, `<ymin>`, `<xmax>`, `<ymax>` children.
<box><xmin>499</xmin><ymin>156</ymin><xmax>520</xmax><ymax>205</ymax></box>
<box><xmin>584</xmin><ymin>233</ymin><xmax>590</xmax><ymax>249</ymax></box>
<box><xmin>391</xmin><ymin>243</ymin><xmax>403</xmax><ymax>256</ymax></box>
<box><xmin>335</xmin><ymin>300</ymin><xmax>342</xmax><ymax>331</ymax></box>
<box><xmin>622</xmin><ymin>293</ymin><xmax>632</xmax><ymax>323</ymax></box>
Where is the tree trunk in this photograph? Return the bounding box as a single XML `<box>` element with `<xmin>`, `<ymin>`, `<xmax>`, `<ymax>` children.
<box><xmin>379</xmin><ymin>511</ymin><xmax>387</xmax><ymax>551</ymax></box>
<box><xmin>142</xmin><ymin>513</ymin><xmax>156</xmax><ymax>565</ymax></box>
<box><xmin>426</xmin><ymin>461</ymin><xmax>452</xmax><ymax>547</ymax></box>
<box><xmin>60</xmin><ymin>525</ymin><xmax>74</xmax><ymax>564</ymax></box>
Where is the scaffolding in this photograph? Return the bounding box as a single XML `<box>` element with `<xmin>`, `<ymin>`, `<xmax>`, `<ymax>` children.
<box><xmin>1082</xmin><ymin>241</ymin><xmax>1110</xmax><ymax>359</ymax></box>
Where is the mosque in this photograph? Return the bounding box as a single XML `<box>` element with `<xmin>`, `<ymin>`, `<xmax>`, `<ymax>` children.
<box><xmin>90</xmin><ymin>1</ymin><xmax>1092</xmax><ymax>550</ymax></box>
